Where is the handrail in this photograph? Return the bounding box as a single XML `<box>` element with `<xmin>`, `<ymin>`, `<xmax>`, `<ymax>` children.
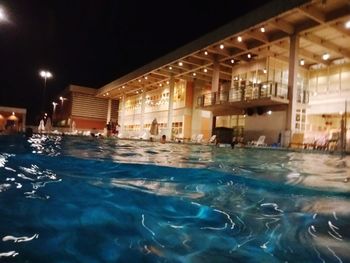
<box><xmin>197</xmin><ymin>81</ymin><xmax>299</xmax><ymax>107</ymax></box>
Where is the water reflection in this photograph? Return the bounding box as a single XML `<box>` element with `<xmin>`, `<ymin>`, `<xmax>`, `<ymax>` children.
<box><xmin>0</xmin><ymin>135</ymin><xmax>350</xmax><ymax>262</ymax></box>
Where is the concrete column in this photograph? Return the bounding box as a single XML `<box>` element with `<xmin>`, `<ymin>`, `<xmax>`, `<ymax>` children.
<box><xmin>140</xmin><ymin>91</ymin><xmax>146</xmax><ymax>132</ymax></box>
<box><xmin>211</xmin><ymin>56</ymin><xmax>220</xmax><ymax>93</ymax></box>
<box><xmin>167</xmin><ymin>75</ymin><xmax>175</xmax><ymax>139</ymax></box>
<box><xmin>120</xmin><ymin>95</ymin><xmax>126</xmax><ymax>134</ymax></box>
<box><xmin>106</xmin><ymin>99</ymin><xmax>112</xmax><ymax>123</ymax></box>
<box><xmin>285</xmin><ymin>34</ymin><xmax>299</xmax><ymax>147</ymax></box>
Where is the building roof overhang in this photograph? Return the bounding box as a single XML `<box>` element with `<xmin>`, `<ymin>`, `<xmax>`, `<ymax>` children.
<box><xmin>97</xmin><ymin>0</ymin><xmax>350</xmax><ymax>100</ymax></box>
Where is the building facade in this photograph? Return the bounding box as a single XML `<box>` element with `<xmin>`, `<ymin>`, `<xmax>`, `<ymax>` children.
<box><xmin>95</xmin><ymin>0</ymin><xmax>349</xmax><ymax>149</ymax></box>
<box><xmin>0</xmin><ymin>106</ymin><xmax>27</xmax><ymax>133</ymax></box>
<box><xmin>55</xmin><ymin>85</ymin><xmax>118</xmax><ymax>132</ymax></box>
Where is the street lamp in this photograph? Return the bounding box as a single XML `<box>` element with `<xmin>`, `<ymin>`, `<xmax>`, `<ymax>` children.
<box><xmin>0</xmin><ymin>6</ymin><xmax>8</xmax><ymax>22</ymax></box>
<box><xmin>59</xmin><ymin>96</ymin><xmax>67</xmax><ymax>107</ymax></box>
<box><xmin>39</xmin><ymin>70</ymin><xmax>53</xmax><ymax>112</ymax></box>
<box><xmin>52</xmin><ymin>101</ymin><xmax>58</xmax><ymax>120</ymax></box>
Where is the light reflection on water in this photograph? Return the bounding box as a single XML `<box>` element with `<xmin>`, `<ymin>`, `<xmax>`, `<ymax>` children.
<box><xmin>0</xmin><ymin>134</ymin><xmax>349</xmax><ymax>262</ymax></box>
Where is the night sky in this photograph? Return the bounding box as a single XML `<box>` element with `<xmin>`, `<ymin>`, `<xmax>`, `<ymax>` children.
<box><xmin>0</xmin><ymin>0</ymin><xmax>271</xmax><ymax>124</ymax></box>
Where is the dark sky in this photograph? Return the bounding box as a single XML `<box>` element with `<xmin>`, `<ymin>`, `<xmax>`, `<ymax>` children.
<box><xmin>0</xmin><ymin>0</ymin><xmax>271</xmax><ymax>124</ymax></box>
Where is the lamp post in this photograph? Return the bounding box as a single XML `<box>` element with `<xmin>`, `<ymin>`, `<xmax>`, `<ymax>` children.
<box><xmin>52</xmin><ymin>101</ymin><xmax>58</xmax><ymax>122</ymax></box>
<box><xmin>39</xmin><ymin>70</ymin><xmax>53</xmax><ymax>113</ymax></box>
<box><xmin>59</xmin><ymin>96</ymin><xmax>67</xmax><ymax>107</ymax></box>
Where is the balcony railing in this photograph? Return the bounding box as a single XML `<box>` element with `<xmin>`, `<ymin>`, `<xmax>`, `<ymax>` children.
<box><xmin>197</xmin><ymin>81</ymin><xmax>309</xmax><ymax>107</ymax></box>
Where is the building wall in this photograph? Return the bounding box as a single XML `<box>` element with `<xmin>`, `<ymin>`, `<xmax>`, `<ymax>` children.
<box><xmin>71</xmin><ymin>117</ymin><xmax>106</xmax><ymax>130</ymax></box>
<box><xmin>244</xmin><ymin>111</ymin><xmax>286</xmax><ymax>145</ymax></box>
<box><xmin>72</xmin><ymin>92</ymin><xmax>109</xmax><ymax>119</ymax></box>
<box><xmin>0</xmin><ymin>107</ymin><xmax>27</xmax><ymax>132</ymax></box>
<box><xmin>120</xmin><ymin>80</ymin><xmax>192</xmax><ymax>139</ymax></box>
<box><xmin>191</xmin><ymin>80</ymin><xmax>212</xmax><ymax>139</ymax></box>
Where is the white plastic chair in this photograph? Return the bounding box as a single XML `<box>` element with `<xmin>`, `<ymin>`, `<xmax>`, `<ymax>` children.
<box><xmin>196</xmin><ymin>134</ymin><xmax>204</xmax><ymax>143</ymax></box>
<box><xmin>209</xmin><ymin>135</ymin><xmax>216</xmax><ymax>144</ymax></box>
<box><xmin>190</xmin><ymin>134</ymin><xmax>197</xmax><ymax>142</ymax></box>
<box><xmin>251</xmin><ymin>135</ymin><xmax>266</xmax><ymax>146</ymax></box>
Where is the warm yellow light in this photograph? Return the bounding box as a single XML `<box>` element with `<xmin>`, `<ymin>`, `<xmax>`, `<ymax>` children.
<box><xmin>159</xmin><ymin>83</ymin><xmax>162</xmax><ymax>87</ymax></box>
<box><xmin>345</xmin><ymin>20</ymin><xmax>350</xmax><ymax>29</ymax></box>
<box><xmin>178</xmin><ymin>62</ymin><xmax>183</xmax><ymax>66</ymax></box>
<box><xmin>219</xmin><ymin>44</ymin><xmax>224</xmax><ymax>49</ymax></box>
<box><xmin>247</xmin><ymin>53</ymin><xmax>251</xmax><ymax>59</ymax></box>
<box><xmin>203</xmin><ymin>68</ymin><xmax>208</xmax><ymax>73</ymax></box>
<box><xmin>260</xmin><ymin>27</ymin><xmax>265</xmax><ymax>33</ymax></box>
<box><xmin>230</xmin><ymin>59</ymin><xmax>235</xmax><ymax>64</ymax></box>
<box><xmin>166</xmin><ymin>81</ymin><xmax>169</xmax><ymax>84</ymax></box>
<box><xmin>169</xmin><ymin>66</ymin><xmax>173</xmax><ymax>70</ymax></box>
<box><xmin>322</xmin><ymin>53</ymin><xmax>330</xmax><ymax>60</ymax></box>
<box><xmin>106</xmin><ymin>93</ymin><xmax>109</xmax><ymax>96</ymax></box>
<box><xmin>192</xmin><ymin>72</ymin><xmax>196</xmax><ymax>76</ymax></box>
<box><xmin>144</xmin><ymin>76</ymin><xmax>148</xmax><ymax>80</ymax></box>
<box><xmin>267</xmin><ymin>110</ymin><xmax>272</xmax><ymax>115</ymax></box>
<box><xmin>237</xmin><ymin>36</ymin><xmax>242</xmax><ymax>42</ymax></box>
<box><xmin>122</xmin><ymin>86</ymin><xmax>125</xmax><ymax>89</ymax></box>
<box><xmin>12</xmin><ymin>112</ymin><xmax>15</xmax><ymax>115</ymax></box>
<box><xmin>138</xmin><ymin>79</ymin><xmax>141</xmax><ymax>82</ymax></box>
<box><xmin>263</xmin><ymin>68</ymin><xmax>267</xmax><ymax>74</ymax></box>
<box><xmin>204</xmin><ymin>51</ymin><xmax>208</xmax><ymax>55</ymax></box>
<box><xmin>300</xmin><ymin>59</ymin><xmax>305</xmax><ymax>66</ymax></box>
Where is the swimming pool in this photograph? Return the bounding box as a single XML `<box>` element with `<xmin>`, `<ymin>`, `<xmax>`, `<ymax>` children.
<box><xmin>0</xmin><ymin>135</ymin><xmax>349</xmax><ymax>262</ymax></box>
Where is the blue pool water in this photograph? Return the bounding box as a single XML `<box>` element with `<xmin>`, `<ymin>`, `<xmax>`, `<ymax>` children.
<box><xmin>0</xmin><ymin>134</ymin><xmax>349</xmax><ymax>262</ymax></box>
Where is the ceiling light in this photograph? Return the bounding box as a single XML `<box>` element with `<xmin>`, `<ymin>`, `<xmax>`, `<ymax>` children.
<box><xmin>166</xmin><ymin>81</ymin><xmax>169</xmax><ymax>84</ymax></box>
<box><xmin>345</xmin><ymin>20</ymin><xmax>350</xmax><ymax>29</ymax></box>
<box><xmin>204</xmin><ymin>51</ymin><xmax>208</xmax><ymax>55</ymax></box>
<box><xmin>106</xmin><ymin>93</ymin><xmax>109</xmax><ymax>96</ymax></box>
<box><xmin>203</xmin><ymin>68</ymin><xmax>208</xmax><ymax>73</ymax></box>
<box><xmin>122</xmin><ymin>86</ymin><xmax>125</xmax><ymax>89</ymax></box>
<box><xmin>136</xmin><ymin>91</ymin><xmax>139</xmax><ymax>94</ymax></box>
<box><xmin>144</xmin><ymin>76</ymin><xmax>148</xmax><ymax>80</ymax></box>
<box><xmin>237</xmin><ymin>36</ymin><xmax>242</xmax><ymax>42</ymax></box>
<box><xmin>263</xmin><ymin>68</ymin><xmax>267</xmax><ymax>74</ymax></box>
<box><xmin>159</xmin><ymin>83</ymin><xmax>162</xmax><ymax>87</ymax></box>
<box><xmin>247</xmin><ymin>53</ymin><xmax>251</xmax><ymax>59</ymax></box>
<box><xmin>300</xmin><ymin>59</ymin><xmax>305</xmax><ymax>66</ymax></box>
<box><xmin>267</xmin><ymin>110</ymin><xmax>272</xmax><ymax>115</ymax></box>
<box><xmin>260</xmin><ymin>27</ymin><xmax>265</xmax><ymax>33</ymax></box>
<box><xmin>138</xmin><ymin>79</ymin><xmax>141</xmax><ymax>82</ymax></box>
<box><xmin>192</xmin><ymin>72</ymin><xmax>196</xmax><ymax>76</ymax></box>
<box><xmin>169</xmin><ymin>66</ymin><xmax>173</xmax><ymax>70</ymax></box>
<box><xmin>230</xmin><ymin>59</ymin><xmax>235</xmax><ymax>64</ymax></box>
<box><xmin>178</xmin><ymin>62</ymin><xmax>183</xmax><ymax>66</ymax></box>
<box><xmin>219</xmin><ymin>44</ymin><xmax>224</xmax><ymax>49</ymax></box>
<box><xmin>322</xmin><ymin>52</ymin><xmax>330</xmax><ymax>60</ymax></box>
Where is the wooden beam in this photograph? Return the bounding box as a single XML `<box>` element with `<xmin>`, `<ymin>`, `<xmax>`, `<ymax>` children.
<box><xmin>270</xmin><ymin>18</ymin><xmax>295</xmax><ymax>35</ymax></box>
<box><xmin>275</xmin><ymin>40</ymin><xmax>331</xmax><ymax>66</ymax></box>
<box><xmin>301</xmin><ymin>32</ymin><xmax>350</xmax><ymax>58</ymax></box>
<box><xmin>246</xmin><ymin>29</ymin><xmax>269</xmax><ymax>43</ymax></box>
<box><xmin>207</xmin><ymin>47</ymin><xmax>232</xmax><ymax>57</ymax></box>
<box><xmin>331</xmin><ymin>20</ymin><xmax>350</xmax><ymax>37</ymax></box>
<box><xmin>298</xmin><ymin>5</ymin><xmax>326</xmax><ymax>24</ymax></box>
<box><xmin>224</xmin><ymin>39</ymin><xmax>248</xmax><ymax>51</ymax></box>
